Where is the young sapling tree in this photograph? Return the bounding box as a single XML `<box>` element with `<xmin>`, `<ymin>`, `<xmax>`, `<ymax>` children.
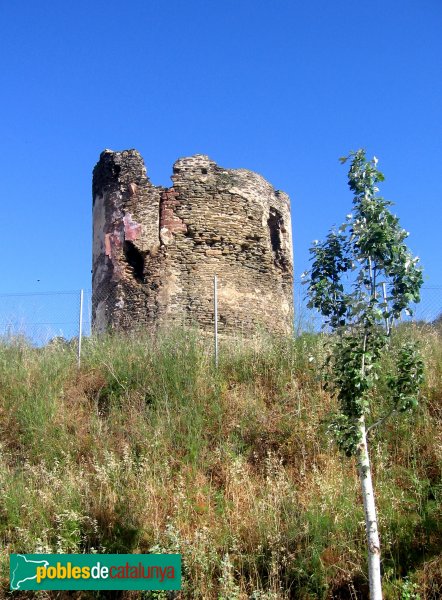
<box><xmin>303</xmin><ymin>150</ymin><xmax>424</xmax><ymax>599</ymax></box>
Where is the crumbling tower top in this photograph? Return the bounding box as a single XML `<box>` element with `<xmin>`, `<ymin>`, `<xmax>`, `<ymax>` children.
<box><xmin>92</xmin><ymin>149</ymin><xmax>294</xmax><ymax>334</ymax></box>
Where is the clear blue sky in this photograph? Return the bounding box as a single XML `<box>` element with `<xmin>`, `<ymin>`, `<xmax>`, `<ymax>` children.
<box><xmin>1</xmin><ymin>1</ymin><xmax>441</xmax><ymax>305</ymax></box>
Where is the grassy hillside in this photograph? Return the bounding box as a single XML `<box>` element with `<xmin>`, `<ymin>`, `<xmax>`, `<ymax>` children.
<box><xmin>0</xmin><ymin>326</ymin><xmax>440</xmax><ymax>599</ymax></box>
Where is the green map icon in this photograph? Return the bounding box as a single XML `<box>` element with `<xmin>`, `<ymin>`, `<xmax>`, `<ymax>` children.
<box><xmin>10</xmin><ymin>555</ymin><xmax>49</xmax><ymax>590</ymax></box>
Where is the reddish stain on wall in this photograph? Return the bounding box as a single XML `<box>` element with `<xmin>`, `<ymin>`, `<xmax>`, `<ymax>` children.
<box><xmin>160</xmin><ymin>190</ymin><xmax>187</xmax><ymax>234</ymax></box>
<box><xmin>123</xmin><ymin>213</ymin><xmax>142</xmax><ymax>241</ymax></box>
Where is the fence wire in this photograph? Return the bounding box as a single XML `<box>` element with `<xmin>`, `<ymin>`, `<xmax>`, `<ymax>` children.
<box><xmin>0</xmin><ymin>286</ymin><xmax>440</xmax><ymax>347</ymax></box>
<box><xmin>0</xmin><ymin>291</ymin><xmax>91</xmax><ymax>347</ymax></box>
<box><xmin>294</xmin><ymin>284</ymin><xmax>442</xmax><ymax>334</ymax></box>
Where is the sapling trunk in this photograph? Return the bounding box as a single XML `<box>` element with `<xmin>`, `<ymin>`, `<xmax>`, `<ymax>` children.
<box><xmin>359</xmin><ymin>330</ymin><xmax>382</xmax><ymax>599</ymax></box>
<box><xmin>357</xmin><ymin>417</ymin><xmax>382</xmax><ymax>600</ymax></box>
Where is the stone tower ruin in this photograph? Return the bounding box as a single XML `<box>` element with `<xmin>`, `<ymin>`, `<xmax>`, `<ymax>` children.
<box><xmin>92</xmin><ymin>150</ymin><xmax>294</xmax><ymax>335</ymax></box>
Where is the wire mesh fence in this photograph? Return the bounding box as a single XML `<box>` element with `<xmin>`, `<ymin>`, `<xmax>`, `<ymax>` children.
<box><xmin>294</xmin><ymin>284</ymin><xmax>442</xmax><ymax>334</ymax></box>
<box><xmin>0</xmin><ymin>285</ymin><xmax>440</xmax><ymax>348</ymax></box>
<box><xmin>0</xmin><ymin>290</ymin><xmax>92</xmax><ymax>347</ymax></box>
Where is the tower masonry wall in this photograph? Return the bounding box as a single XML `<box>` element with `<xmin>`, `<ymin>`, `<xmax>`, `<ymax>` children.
<box><xmin>92</xmin><ymin>149</ymin><xmax>294</xmax><ymax>335</ymax></box>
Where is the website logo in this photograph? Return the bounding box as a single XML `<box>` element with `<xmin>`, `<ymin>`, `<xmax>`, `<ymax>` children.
<box><xmin>10</xmin><ymin>554</ymin><xmax>181</xmax><ymax>591</ymax></box>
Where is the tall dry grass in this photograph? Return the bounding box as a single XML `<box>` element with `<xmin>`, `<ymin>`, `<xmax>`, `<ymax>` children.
<box><xmin>0</xmin><ymin>324</ymin><xmax>440</xmax><ymax>599</ymax></box>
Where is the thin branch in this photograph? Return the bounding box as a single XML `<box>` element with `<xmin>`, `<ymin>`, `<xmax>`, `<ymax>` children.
<box><xmin>368</xmin><ymin>256</ymin><xmax>373</xmax><ymax>289</ymax></box>
<box><xmin>366</xmin><ymin>408</ymin><xmax>397</xmax><ymax>435</ymax></box>
<box><xmin>102</xmin><ymin>361</ymin><xmax>127</xmax><ymax>391</ymax></box>
<box><xmin>382</xmin><ymin>282</ymin><xmax>390</xmax><ymax>336</ymax></box>
<box><xmin>361</xmin><ymin>334</ymin><xmax>367</xmax><ymax>376</ymax></box>
<box><xmin>372</xmin><ymin>266</ymin><xmax>377</xmax><ymax>300</ymax></box>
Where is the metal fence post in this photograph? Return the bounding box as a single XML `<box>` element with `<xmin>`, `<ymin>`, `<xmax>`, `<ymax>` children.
<box><xmin>78</xmin><ymin>289</ymin><xmax>84</xmax><ymax>368</ymax></box>
<box><xmin>214</xmin><ymin>274</ymin><xmax>218</xmax><ymax>368</ymax></box>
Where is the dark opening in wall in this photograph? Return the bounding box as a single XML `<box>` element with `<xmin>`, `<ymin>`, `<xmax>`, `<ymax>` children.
<box><xmin>268</xmin><ymin>207</ymin><xmax>289</xmax><ymax>271</ymax></box>
<box><xmin>201</xmin><ymin>168</ymin><xmax>208</xmax><ymax>174</ymax></box>
<box><xmin>268</xmin><ymin>208</ymin><xmax>282</xmax><ymax>253</ymax></box>
<box><xmin>123</xmin><ymin>240</ymin><xmax>145</xmax><ymax>283</ymax></box>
